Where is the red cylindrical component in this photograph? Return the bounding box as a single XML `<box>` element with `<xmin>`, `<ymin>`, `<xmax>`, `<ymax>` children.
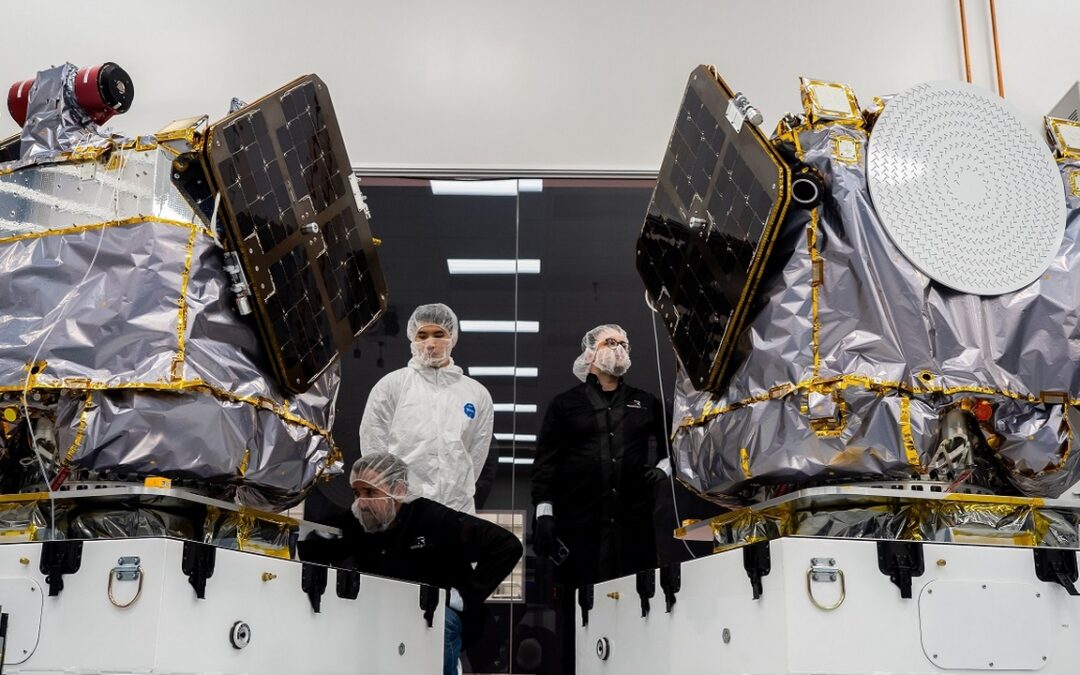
<box><xmin>7</xmin><ymin>78</ymin><xmax>34</xmax><ymax>127</ymax></box>
<box><xmin>73</xmin><ymin>62</ymin><xmax>134</xmax><ymax>125</ymax></box>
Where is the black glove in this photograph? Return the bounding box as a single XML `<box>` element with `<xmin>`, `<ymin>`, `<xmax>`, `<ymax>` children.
<box><xmin>534</xmin><ymin>515</ymin><xmax>557</xmax><ymax>558</ymax></box>
<box><xmin>644</xmin><ymin>466</ymin><xmax>668</xmax><ymax>486</ymax></box>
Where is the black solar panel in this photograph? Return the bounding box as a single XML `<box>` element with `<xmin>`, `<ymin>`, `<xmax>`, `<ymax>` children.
<box><xmin>0</xmin><ymin>133</ymin><xmax>19</xmax><ymax>164</ymax></box>
<box><xmin>206</xmin><ymin>75</ymin><xmax>387</xmax><ymax>393</ymax></box>
<box><xmin>637</xmin><ymin>65</ymin><xmax>790</xmax><ymax>392</ymax></box>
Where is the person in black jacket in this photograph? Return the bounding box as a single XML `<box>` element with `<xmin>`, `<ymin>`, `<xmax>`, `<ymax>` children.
<box><xmin>300</xmin><ymin>452</ymin><xmax>522</xmax><ymax>675</ymax></box>
<box><xmin>530</xmin><ymin>324</ymin><xmax>668</xmax><ymax>674</ymax></box>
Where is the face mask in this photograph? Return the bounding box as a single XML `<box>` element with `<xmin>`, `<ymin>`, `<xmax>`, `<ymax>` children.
<box><xmin>593</xmin><ymin>344</ymin><xmax>631</xmax><ymax>377</ymax></box>
<box><xmin>351</xmin><ymin>496</ymin><xmax>397</xmax><ymax>533</ymax></box>
<box><xmin>410</xmin><ymin>337</ymin><xmax>452</xmax><ymax>368</ymax></box>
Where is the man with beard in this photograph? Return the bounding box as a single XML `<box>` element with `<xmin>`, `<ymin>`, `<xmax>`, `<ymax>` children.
<box><xmin>359</xmin><ymin>303</ymin><xmax>496</xmax><ymax>513</ymax></box>
<box><xmin>530</xmin><ymin>324</ymin><xmax>668</xmax><ymax>674</ymax></box>
<box><xmin>300</xmin><ymin>452</ymin><xmax>522</xmax><ymax>675</ymax></box>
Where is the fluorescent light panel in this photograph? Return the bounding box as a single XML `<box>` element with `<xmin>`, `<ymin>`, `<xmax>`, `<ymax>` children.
<box><xmin>430</xmin><ymin>179</ymin><xmax>543</xmax><ymax>196</ymax></box>
<box><xmin>446</xmin><ymin>259</ymin><xmax>541</xmax><ymax>275</ymax></box>
<box><xmin>468</xmin><ymin>367</ymin><xmax>538</xmax><ymax>377</ymax></box>
<box><xmin>494</xmin><ymin>433</ymin><xmax>537</xmax><ymax>442</ymax></box>
<box><xmin>493</xmin><ymin>404</ymin><xmax>538</xmax><ymax>413</ymax></box>
<box><xmin>459</xmin><ymin>320</ymin><xmax>539</xmax><ymax>333</ymax></box>
<box><xmin>498</xmin><ymin>457</ymin><xmax>535</xmax><ymax>465</ymax></box>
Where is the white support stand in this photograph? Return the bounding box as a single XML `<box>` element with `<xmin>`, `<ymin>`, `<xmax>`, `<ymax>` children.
<box><xmin>0</xmin><ymin>537</ymin><xmax>442</xmax><ymax>674</ymax></box>
<box><xmin>579</xmin><ymin>536</ymin><xmax>1080</xmax><ymax>674</ymax></box>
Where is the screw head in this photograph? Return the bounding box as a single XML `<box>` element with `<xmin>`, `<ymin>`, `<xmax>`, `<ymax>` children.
<box><xmin>398</xmin><ymin>643</ymin><xmax>406</xmax><ymax>656</ymax></box>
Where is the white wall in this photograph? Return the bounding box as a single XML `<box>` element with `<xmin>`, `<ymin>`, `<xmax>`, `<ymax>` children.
<box><xmin>0</xmin><ymin>0</ymin><xmax>1074</xmax><ymax>173</ymax></box>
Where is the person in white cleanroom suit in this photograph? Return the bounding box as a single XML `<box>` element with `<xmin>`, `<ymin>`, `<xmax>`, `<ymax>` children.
<box><xmin>358</xmin><ymin>303</ymin><xmax>494</xmax><ymax>514</ymax></box>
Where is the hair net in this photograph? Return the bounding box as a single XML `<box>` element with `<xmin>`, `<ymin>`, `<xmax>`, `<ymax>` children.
<box><xmin>350</xmin><ymin>452</ymin><xmax>412</xmax><ymax>499</ymax></box>
<box><xmin>350</xmin><ymin>452</ymin><xmax>414</xmax><ymax>532</ymax></box>
<box><xmin>572</xmin><ymin>324</ymin><xmax>630</xmax><ymax>382</ymax></box>
<box><xmin>406</xmin><ymin>303</ymin><xmax>459</xmax><ymax>346</ymax></box>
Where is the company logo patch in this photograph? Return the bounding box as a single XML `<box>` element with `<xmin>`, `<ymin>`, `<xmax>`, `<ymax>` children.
<box><xmin>464</xmin><ymin>403</ymin><xmax>476</xmax><ymax>419</ymax></box>
<box><xmin>410</xmin><ymin>536</ymin><xmax>428</xmax><ymax>550</ymax></box>
<box><xmin>626</xmin><ymin>399</ymin><xmax>644</xmax><ymax>409</ymax></box>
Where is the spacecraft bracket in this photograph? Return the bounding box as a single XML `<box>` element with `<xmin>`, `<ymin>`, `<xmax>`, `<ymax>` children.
<box><xmin>1033</xmin><ymin>547</ymin><xmax>1079</xmax><ymax>596</ymax></box>
<box><xmin>742</xmin><ymin>540</ymin><xmax>771</xmax><ymax>600</ymax></box>
<box><xmin>181</xmin><ymin>540</ymin><xmax>216</xmax><ymax>600</ymax></box>
<box><xmin>336</xmin><ymin>568</ymin><xmax>361</xmax><ymax>600</ymax></box>
<box><xmin>877</xmin><ymin>540</ymin><xmax>924</xmax><ymax>599</ymax></box>
<box><xmin>635</xmin><ymin>569</ymin><xmax>655</xmax><ymax>618</ymax></box>
<box><xmin>578</xmin><ymin>583</ymin><xmax>595</xmax><ymax>627</ymax></box>
<box><xmin>301</xmin><ymin>562</ymin><xmax>328</xmax><ymax>613</ymax></box>
<box><xmin>38</xmin><ymin>540</ymin><xmax>82</xmax><ymax>597</ymax></box>
<box><xmin>659</xmin><ymin>562</ymin><xmax>681</xmax><ymax>612</ymax></box>
<box><xmin>419</xmin><ymin>583</ymin><xmax>440</xmax><ymax>628</ymax></box>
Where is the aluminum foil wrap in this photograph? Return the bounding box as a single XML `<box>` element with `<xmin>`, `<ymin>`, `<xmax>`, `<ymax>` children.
<box><xmin>673</xmin><ymin>120</ymin><xmax>1080</xmax><ymax>501</ymax></box>
<box><xmin>20</xmin><ymin>63</ymin><xmax>113</xmax><ymax>160</ymax></box>
<box><xmin>706</xmin><ymin>499</ymin><xmax>1078</xmax><ymax>550</ymax></box>
<box><xmin>0</xmin><ymin>143</ymin><xmax>341</xmax><ymax>510</ymax></box>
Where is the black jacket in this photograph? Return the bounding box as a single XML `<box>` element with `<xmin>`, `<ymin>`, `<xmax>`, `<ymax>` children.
<box><xmin>299</xmin><ymin>498</ymin><xmax>522</xmax><ymax>642</ymax></box>
<box><xmin>530</xmin><ymin>375</ymin><xmax>666</xmax><ymax>583</ymax></box>
<box><xmin>532</xmin><ymin>375</ymin><xmax>667</xmax><ymax>528</ymax></box>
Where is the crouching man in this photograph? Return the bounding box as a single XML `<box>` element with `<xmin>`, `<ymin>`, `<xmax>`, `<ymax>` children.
<box><xmin>300</xmin><ymin>452</ymin><xmax>522</xmax><ymax>675</ymax></box>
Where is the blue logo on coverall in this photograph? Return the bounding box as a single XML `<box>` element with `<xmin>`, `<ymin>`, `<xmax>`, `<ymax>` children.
<box><xmin>464</xmin><ymin>403</ymin><xmax>476</xmax><ymax>419</ymax></box>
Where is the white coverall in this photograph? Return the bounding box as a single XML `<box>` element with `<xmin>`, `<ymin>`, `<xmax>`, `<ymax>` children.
<box><xmin>359</xmin><ymin>357</ymin><xmax>494</xmax><ymax>514</ymax></box>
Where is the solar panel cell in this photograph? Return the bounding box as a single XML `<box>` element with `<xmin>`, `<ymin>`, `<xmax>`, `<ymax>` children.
<box><xmin>206</xmin><ymin>75</ymin><xmax>387</xmax><ymax>393</ymax></box>
<box><xmin>637</xmin><ymin>66</ymin><xmax>791</xmax><ymax>391</ymax></box>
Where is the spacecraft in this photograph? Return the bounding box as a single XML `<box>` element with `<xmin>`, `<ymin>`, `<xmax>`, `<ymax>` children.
<box><xmin>0</xmin><ymin>63</ymin><xmax>439</xmax><ymax>674</ymax></box>
<box><xmin>575</xmin><ymin>66</ymin><xmax>1080</xmax><ymax>675</ymax></box>
<box><xmin>640</xmin><ymin>65</ymin><xmax>1080</xmax><ymax>505</ymax></box>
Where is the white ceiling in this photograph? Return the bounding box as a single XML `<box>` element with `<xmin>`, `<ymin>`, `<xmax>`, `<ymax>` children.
<box><xmin>0</xmin><ymin>0</ymin><xmax>1071</xmax><ymax>173</ymax></box>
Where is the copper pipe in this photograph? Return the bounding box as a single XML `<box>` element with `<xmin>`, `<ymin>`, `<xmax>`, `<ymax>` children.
<box><xmin>958</xmin><ymin>0</ymin><xmax>973</xmax><ymax>83</ymax></box>
<box><xmin>989</xmin><ymin>0</ymin><xmax>1005</xmax><ymax>96</ymax></box>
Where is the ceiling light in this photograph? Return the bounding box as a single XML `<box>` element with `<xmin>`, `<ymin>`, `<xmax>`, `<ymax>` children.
<box><xmin>446</xmin><ymin>259</ymin><xmax>541</xmax><ymax>274</ymax></box>
<box><xmin>459</xmin><ymin>320</ymin><xmax>539</xmax><ymax>333</ymax></box>
<box><xmin>494</xmin><ymin>433</ymin><xmax>537</xmax><ymax>442</ymax></box>
<box><xmin>492</xmin><ymin>404</ymin><xmax>538</xmax><ymax>413</ymax></box>
<box><xmin>497</xmin><ymin>457</ymin><xmax>535</xmax><ymax>465</ymax></box>
<box><xmin>468</xmin><ymin>367</ymin><xmax>538</xmax><ymax>377</ymax></box>
<box><xmin>430</xmin><ymin>179</ymin><xmax>544</xmax><ymax>196</ymax></box>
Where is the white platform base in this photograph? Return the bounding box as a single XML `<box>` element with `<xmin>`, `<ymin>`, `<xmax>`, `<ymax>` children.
<box><xmin>0</xmin><ymin>537</ymin><xmax>442</xmax><ymax>674</ymax></box>
<box><xmin>578</xmin><ymin>537</ymin><xmax>1080</xmax><ymax>674</ymax></box>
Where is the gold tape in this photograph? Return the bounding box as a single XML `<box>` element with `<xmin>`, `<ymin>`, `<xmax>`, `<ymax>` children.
<box><xmin>1033</xmin><ymin>509</ymin><xmax>1053</xmax><ymax>544</ymax></box>
<box><xmin>1068</xmin><ymin>169</ymin><xmax>1080</xmax><ymax>198</ymax></box>
<box><xmin>739</xmin><ymin>447</ymin><xmax>752</xmax><ymax>479</ymax></box>
<box><xmin>171</xmin><ymin>222</ymin><xmax>200</xmax><ymax>381</ymax></box>
<box><xmin>678</xmin><ymin>372</ymin><xmax>1059</xmax><ymax>432</ymax></box>
<box><xmin>1047</xmin><ymin>117</ymin><xmax>1080</xmax><ymax>160</ymax></box>
<box><xmin>899</xmin><ymin>397</ymin><xmax>921</xmax><ymax>469</ymax></box>
<box><xmin>832</xmin><ymin>135</ymin><xmax>862</xmax><ymax>165</ymax></box>
<box><xmin>0</xmin><ymin>378</ymin><xmax>336</xmax><ymax>451</ymax></box>
<box><xmin>808</xmin><ymin>210</ymin><xmax>823</xmax><ymax>378</ymax></box>
<box><xmin>60</xmin><ymin>391</ymin><xmax>94</xmax><ymax>465</ymax></box>
<box><xmin>0</xmin><ymin>215</ymin><xmax>214</xmax><ymax>247</ymax></box>
<box><xmin>0</xmin><ymin>492</ymin><xmax>49</xmax><ymax>504</ymax></box>
<box><xmin>800</xmin><ymin>78</ymin><xmax>863</xmax><ymax>128</ymax></box>
<box><xmin>942</xmin><ymin>493</ymin><xmax>1046</xmax><ymax>508</ymax></box>
<box><xmin>235</xmin><ymin>514</ymin><xmax>250</xmax><ymax>551</ymax></box>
